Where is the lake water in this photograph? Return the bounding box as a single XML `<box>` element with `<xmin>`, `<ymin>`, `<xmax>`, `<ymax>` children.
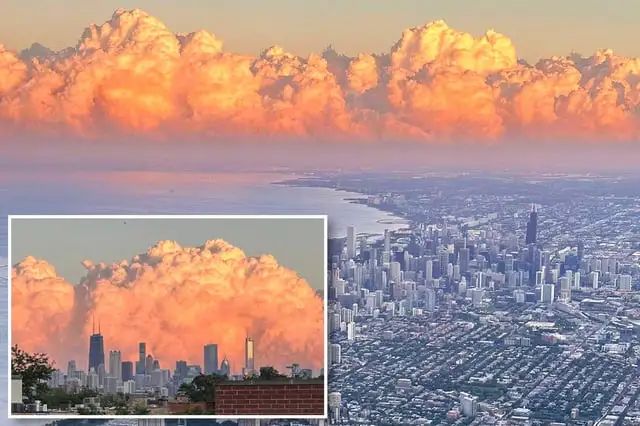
<box><xmin>0</xmin><ymin>169</ymin><xmax>405</xmax><ymax>425</ymax></box>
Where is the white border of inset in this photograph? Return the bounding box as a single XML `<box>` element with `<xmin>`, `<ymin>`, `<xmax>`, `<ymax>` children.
<box><xmin>8</xmin><ymin>214</ymin><xmax>328</xmax><ymax>420</ymax></box>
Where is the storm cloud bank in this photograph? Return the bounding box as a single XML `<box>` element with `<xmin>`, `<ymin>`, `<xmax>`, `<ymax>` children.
<box><xmin>12</xmin><ymin>239</ymin><xmax>324</xmax><ymax>373</ymax></box>
<box><xmin>0</xmin><ymin>9</ymin><xmax>639</xmax><ymax>142</ymax></box>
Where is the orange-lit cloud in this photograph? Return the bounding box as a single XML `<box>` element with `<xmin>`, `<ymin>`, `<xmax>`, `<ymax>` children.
<box><xmin>1</xmin><ymin>8</ymin><xmax>639</xmax><ymax>141</ymax></box>
<box><xmin>12</xmin><ymin>239</ymin><xmax>324</xmax><ymax>374</ymax></box>
<box><xmin>11</xmin><ymin>257</ymin><xmax>76</xmax><ymax>368</ymax></box>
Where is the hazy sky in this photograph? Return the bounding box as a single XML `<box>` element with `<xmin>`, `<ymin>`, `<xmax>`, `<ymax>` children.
<box><xmin>11</xmin><ymin>216</ymin><xmax>325</xmax><ymax>290</ymax></box>
<box><xmin>0</xmin><ymin>0</ymin><xmax>637</xmax><ymax>61</ymax></box>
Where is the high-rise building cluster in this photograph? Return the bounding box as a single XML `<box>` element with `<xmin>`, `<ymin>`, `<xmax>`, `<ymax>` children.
<box><xmin>328</xmin><ymin>205</ymin><xmax>639</xmax><ymax>424</ymax></box>
<box><xmin>47</xmin><ymin>330</ymin><xmax>312</xmax><ymax>400</ymax></box>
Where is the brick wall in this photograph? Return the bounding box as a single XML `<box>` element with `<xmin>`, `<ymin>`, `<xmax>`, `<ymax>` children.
<box><xmin>214</xmin><ymin>380</ymin><xmax>324</xmax><ymax>415</ymax></box>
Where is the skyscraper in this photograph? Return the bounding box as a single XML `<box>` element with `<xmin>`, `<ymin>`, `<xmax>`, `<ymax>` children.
<box><xmin>108</xmin><ymin>350</ymin><xmax>122</xmax><ymax>384</ymax></box>
<box><xmin>346</xmin><ymin>225</ymin><xmax>356</xmax><ymax>259</ymax></box>
<box><xmin>220</xmin><ymin>357</ymin><xmax>231</xmax><ymax>377</ymax></box>
<box><xmin>459</xmin><ymin>247</ymin><xmax>470</xmax><ymax>273</ymax></box>
<box><xmin>121</xmin><ymin>361</ymin><xmax>134</xmax><ymax>382</ymax></box>
<box><xmin>145</xmin><ymin>354</ymin><xmax>154</xmax><ymax>375</ymax></box>
<box><xmin>204</xmin><ymin>343</ymin><xmax>219</xmax><ymax>375</ymax></box>
<box><xmin>175</xmin><ymin>360</ymin><xmax>188</xmax><ymax>383</ymax></box>
<box><xmin>525</xmin><ymin>205</ymin><xmax>538</xmax><ymax>245</ymax></box>
<box><xmin>88</xmin><ymin>323</ymin><xmax>105</xmax><ymax>373</ymax></box>
<box><xmin>540</xmin><ymin>283</ymin><xmax>555</xmax><ymax>303</ymax></box>
<box><xmin>67</xmin><ymin>360</ymin><xmax>76</xmax><ymax>377</ymax></box>
<box><xmin>137</xmin><ymin>342</ymin><xmax>146</xmax><ymax>375</ymax></box>
<box><xmin>384</xmin><ymin>229</ymin><xmax>390</xmax><ymax>253</ymax></box>
<box><xmin>425</xmin><ymin>260</ymin><xmax>433</xmax><ymax>280</ymax></box>
<box><xmin>244</xmin><ymin>337</ymin><xmax>255</xmax><ymax>374</ymax></box>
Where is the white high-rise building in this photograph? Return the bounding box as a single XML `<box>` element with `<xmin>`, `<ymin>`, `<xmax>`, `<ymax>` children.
<box><xmin>453</xmin><ymin>264</ymin><xmax>461</xmax><ymax>280</ymax></box>
<box><xmin>354</xmin><ymin>265</ymin><xmax>364</xmax><ymax>288</ymax></box>
<box><xmin>565</xmin><ymin>270</ymin><xmax>573</xmax><ymax>287</ymax></box>
<box><xmin>108</xmin><ymin>350</ymin><xmax>122</xmax><ymax>385</ymax></box>
<box><xmin>346</xmin><ymin>226</ymin><xmax>356</xmax><ymax>259</ymax></box>
<box><xmin>514</xmin><ymin>289</ymin><xmax>526</xmax><ymax>303</ymax></box>
<box><xmin>458</xmin><ymin>277</ymin><xmax>467</xmax><ymax>295</ymax></box>
<box><xmin>619</xmin><ymin>274</ymin><xmax>632</xmax><ymax>291</ymax></box>
<box><xmin>329</xmin><ymin>343</ymin><xmax>341</xmax><ymax>364</ymax></box>
<box><xmin>573</xmin><ymin>272</ymin><xmax>581</xmax><ymax>289</ymax></box>
<box><xmin>460</xmin><ymin>392</ymin><xmax>478</xmax><ymax>417</ymax></box>
<box><xmin>87</xmin><ymin>368</ymin><xmax>98</xmax><ymax>390</ymax></box>
<box><xmin>328</xmin><ymin>392</ymin><xmax>341</xmax><ymax>423</ymax></box>
<box><xmin>471</xmin><ymin>288</ymin><xmax>484</xmax><ymax>307</ymax></box>
<box><xmin>591</xmin><ymin>271</ymin><xmax>600</xmax><ymax>290</ymax></box>
<box><xmin>425</xmin><ymin>288</ymin><xmax>436</xmax><ymax>312</ymax></box>
<box><xmin>347</xmin><ymin>322</ymin><xmax>355</xmax><ymax>341</ymax></box>
<box><xmin>389</xmin><ymin>261</ymin><xmax>401</xmax><ymax>283</ymax></box>
<box><xmin>559</xmin><ymin>276</ymin><xmax>571</xmax><ymax>301</ymax></box>
<box><xmin>540</xmin><ymin>283</ymin><xmax>555</xmax><ymax>303</ymax></box>
<box><xmin>123</xmin><ymin>380</ymin><xmax>136</xmax><ymax>394</ymax></box>
<box><xmin>425</xmin><ymin>260</ymin><xmax>433</xmax><ymax>280</ymax></box>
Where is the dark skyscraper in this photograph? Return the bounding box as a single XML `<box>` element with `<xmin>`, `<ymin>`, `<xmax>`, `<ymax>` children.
<box><xmin>175</xmin><ymin>360</ymin><xmax>188</xmax><ymax>382</ymax></box>
<box><xmin>204</xmin><ymin>344</ymin><xmax>219</xmax><ymax>375</ymax></box>
<box><xmin>137</xmin><ymin>342</ymin><xmax>146</xmax><ymax>374</ymax></box>
<box><xmin>121</xmin><ymin>361</ymin><xmax>134</xmax><ymax>381</ymax></box>
<box><xmin>88</xmin><ymin>322</ymin><xmax>105</xmax><ymax>373</ymax></box>
<box><xmin>145</xmin><ymin>354</ymin><xmax>154</xmax><ymax>375</ymax></box>
<box><xmin>459</xmin><ymin>246</ymin><xmax>470</xmax><ymax>273</ymax></box>
<box><xmin>525</xmin><ymin>205</ymin><xmax>538</xmax><ymax>245</ymax></box>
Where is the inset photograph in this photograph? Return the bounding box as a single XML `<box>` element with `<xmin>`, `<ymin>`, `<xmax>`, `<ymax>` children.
<box><xmin>8</xmin><ymin>215</ymin><xmax>327</xmax><ymax>419</ymax></box>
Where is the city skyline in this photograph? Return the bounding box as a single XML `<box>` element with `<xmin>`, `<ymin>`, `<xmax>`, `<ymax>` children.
<box><xmin>322</xmin><ymin>171</ymin><xmax>640</xmax><ymax>424</ymax></box>
<box><xmin>10</xmin><ymin>217</ymin><xmax>326</xmax><ymax>382</ymax></box>
<box><xmin>28</xmin><ymin>327</ymin><xmax>323</xmax><ymax>416</ymax></box>
<box><xmin>82</xmin><ymin>328</ymin><xmax>267</xmax><ymax>379</ymax></box>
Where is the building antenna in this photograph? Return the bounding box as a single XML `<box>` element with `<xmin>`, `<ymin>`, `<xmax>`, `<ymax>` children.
<box><xmin>92</xmin><ymin>315</ymin><xmax>95</xmax><ymax>334</ymax></box>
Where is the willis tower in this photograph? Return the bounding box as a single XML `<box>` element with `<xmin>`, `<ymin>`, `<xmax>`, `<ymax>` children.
<box><xmin>88</xmin><ymin>319</ymin><xmax>105</xmax><ymax>372</ymax></box>
<box><xmin>525</xmin><ymin>205</ymin><xmax>538</xmax><ymax>245</ymax></box>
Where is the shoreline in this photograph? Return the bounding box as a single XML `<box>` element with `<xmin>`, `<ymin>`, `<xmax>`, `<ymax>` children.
<box><xmin>274</xmin><ymin>177</ymin><xmax>411</xmax><ymax>237</ymax></box>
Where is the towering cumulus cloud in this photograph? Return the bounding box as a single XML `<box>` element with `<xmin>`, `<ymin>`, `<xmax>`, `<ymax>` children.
<box><xmin>12</xmin><ymin>239</ymin><xmax>324</xmax><ymax>373</ymax></box>
<box><xmin>12</xmin><ymin>257</ymin><xmax>76</xmax><ymax>365</ymax></box>
<box><xmin>0</xmin><ymin>8</ymin><xmax>639</xmax><ymax>141</ymax></box>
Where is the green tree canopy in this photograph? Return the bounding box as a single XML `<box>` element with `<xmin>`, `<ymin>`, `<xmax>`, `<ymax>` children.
<box><xmin>133</xmin><ymin>403</ymin><xmax>150</xmax><ymax>415</ymax></box>
<box><xmin>258</xmin><ymin>366</ymin><xmax>287</xmax><ymax>380</ymax></box>
<box><xmin>11</xmin><ymin>345</ymin><xmax>55</xmax><ymax>402</ymax></box>
<box><xmin>179</xmin><ymin>373</ymin><xmax>227</xmax><ymax>402</ymax></box>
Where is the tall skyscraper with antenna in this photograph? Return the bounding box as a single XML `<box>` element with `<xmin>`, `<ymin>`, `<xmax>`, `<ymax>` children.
<box><xmin>88</xmin><ymin>318</ymin><xmax>105</xmax><ymax>373</ymax></box>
